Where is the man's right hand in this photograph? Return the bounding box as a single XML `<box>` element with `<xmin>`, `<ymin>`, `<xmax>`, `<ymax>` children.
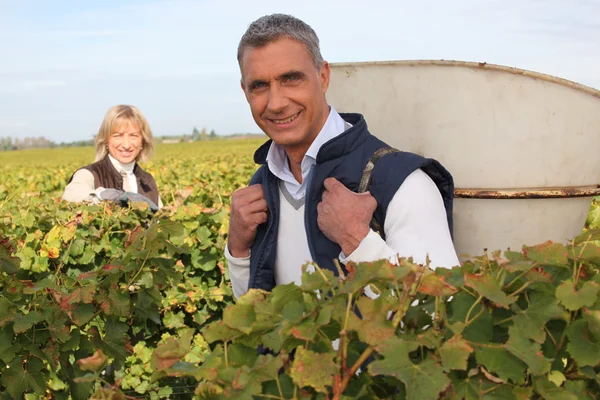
<box><xmin>227</xmin><ymin>184</ymin><xmax>268</xmax><ymax>258</ymax></box>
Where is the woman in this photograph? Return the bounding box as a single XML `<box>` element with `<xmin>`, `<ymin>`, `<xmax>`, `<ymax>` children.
<box><xmin>62</xmin><ymin>105</ymin><xmax>163</xmax><ymax>210</ymax></box>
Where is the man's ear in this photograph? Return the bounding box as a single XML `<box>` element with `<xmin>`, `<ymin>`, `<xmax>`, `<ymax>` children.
<box><xmin>320</xmin><ymin>61</ymin><xmax>331</xmax><ymax>93</ymax></box>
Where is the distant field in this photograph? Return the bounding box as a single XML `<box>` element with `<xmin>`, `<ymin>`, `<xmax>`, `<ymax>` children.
<box><xmin>0</xmin><ymin>139</ymin><xmax>265</xmax><ymax>201</ymax></box>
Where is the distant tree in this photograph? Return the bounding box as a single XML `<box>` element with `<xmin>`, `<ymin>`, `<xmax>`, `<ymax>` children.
<box><xmin>192</xmin><ymin>127</ymin><xmax>200</xmax><ymax>141</ymax></box>
<box><xmin>200</xmin><ymin>127</ymin><xmax>208</xmax><ymax>141</ymax></box>
<box><xmin>209</xmin><ymin>129</ymin><xmax>217</xmax><ymax>139</ymax></box>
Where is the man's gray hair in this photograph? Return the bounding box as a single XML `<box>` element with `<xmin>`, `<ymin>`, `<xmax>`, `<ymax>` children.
<box><xmin>237</xmin><ymin>14</ymin><xmax>324</xmax><ymax>70</ymax></box>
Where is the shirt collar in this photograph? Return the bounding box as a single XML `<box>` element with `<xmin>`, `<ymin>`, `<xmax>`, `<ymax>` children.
<box><xmin>265</xmin><ymin>105</ymin><xmax>349</xmax><ymax>172</ymax></box>
<box><xmin>108</xmin><ymin>154</ymin><xmax>135</xmax><ymax>174</ymax></box>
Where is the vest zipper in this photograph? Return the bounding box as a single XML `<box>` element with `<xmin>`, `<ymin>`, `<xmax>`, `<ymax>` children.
<box><xmin>303</xmin><ymin>166</ymin><xmax>318</xmax><ymax>263</ymax></box>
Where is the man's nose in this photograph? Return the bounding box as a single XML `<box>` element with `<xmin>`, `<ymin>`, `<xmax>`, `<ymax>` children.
<box><xmin>266</xmin><ymin>84</ymin><xmax>289</xmax><ymax>113</ymax></box>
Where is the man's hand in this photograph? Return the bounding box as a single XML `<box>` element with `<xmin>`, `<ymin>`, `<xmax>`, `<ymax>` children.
<box><xmin>317</xmin><ymin>177</ymin><xmax>377</xmax><ymax>256</ymax></box>
<box><xmin>227</xmin><ymin>184</ymin><xmax>268</xmax><ymax>258</ymax></box>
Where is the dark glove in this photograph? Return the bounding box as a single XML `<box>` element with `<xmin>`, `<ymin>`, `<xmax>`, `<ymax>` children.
<box><xmin>99</xmin><ymin>188</ymin><xmax>126</xmax><ymax>202</ymax></box>
<box><xmin>118</xmin><ymin>192</ymin><xmax>159</xmax><ymax>212</ymax></box>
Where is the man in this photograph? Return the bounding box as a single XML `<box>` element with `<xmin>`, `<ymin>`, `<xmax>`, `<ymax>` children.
<box><xmin>226</xmin><ymin>13</ymin><xmax>459</xmax><ymax>299</ymax></box>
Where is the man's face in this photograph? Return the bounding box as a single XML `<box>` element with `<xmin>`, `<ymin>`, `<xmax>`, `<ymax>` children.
<box><xmin>240</xmin><ymin>38</ymin><xmax>330</xmax><ymax>154</ymax></box>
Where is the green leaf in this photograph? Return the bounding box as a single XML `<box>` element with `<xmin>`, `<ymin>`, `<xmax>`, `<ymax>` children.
<box><xmin>0</xmin><ymin>325</ymin><xmax>16</xmax><ymax>363</ymax></box>
<box><xmin>547</xmin><ymin>370</ymin><xmax>566</xmax><ymax>387</ymax></box>
<box><xmin>523</xmin><ymin>241</ymin><xmax>569</xmax><ymax>267</ymax></box>
<box><xmin>439</xmin><ymin>336</ymin><xmax>473</xmax><ymax>371</ymax></box>
<box><xmin>107</xmin><ymin>287</ymin><xmax>131</xmax><ymax>317</ymax></box>
<box><xmin>13</xmin><ymin>310</ymin><xmax>43</xmax><ymax>333</ymax></box>
<box><xmin>79</xmin><ymin>245</ymin><xmax>96</xmax><ymax>264</ymax></box>
<box><xmin>586</xmin><ymin>205</ymin><xmax>600</xmax><ymax>229</ymax></box>
<box><xmin>513</xmin><ymin>387</ymin><xmax>534</xmax><ymax>400</ymax></box>
<box><xmin>1</xmin><ymin>357</ymin><xmax>46</xmax><ymax>399</ymax></box>
<box><xmin>223</xmin><ymin>303</ymin><xmax>256</xmax><ymax>334</ymax></box>
<box><xmin>556</xmin><ymin>280</ymin><xmax>600</xmax><ymax>311</ymax></box>
<box><xmin>511</xmin><ymin>293</ymin><xmax>569</xmax><ymax>343</ymax></box>
<box><xmin>0</xmin><ymin>238</ymin><xmax>20</xmax><ymax>274</ymax></box>
<box><xmin>533</xmin><ymin>376</ymin><xmax>577</xmax><ymax>400</ymax></box>
<box><xmin>102</xmin><ymin>318</ymin><xmax>129</xmax><ymax>363</ymax></box>
<box><xmin>163</xmin><ymin>311</ymin><xmax>186</xmax><ymax>329</ymax></box>
<box><xmin>203</xmin><ymin>320</ymin><xmax>243</xmax><ymax>343</ymax></box>
<box><xmin>506</xmin><ymin>326</ymin><xmax>552</xmax><ymax>375</ymax></box>
<box><xmin>347</xmin><ymin>295</ymin><xmax>396</xmax><ymax>346</ymax></box>
<box><xmin>566</xmin><ymin>320</ymin><xmax>600</xmax><ymax>367</ymax></box>
<box><xmin>371</xmin><ymin>337</ymin><xmax>450</xmax><ymax>400</ymax></box>
<box><xmin>72</xmin><ymin>303</ymin><xmax>96</xmax><ymax>326</ymax></box>
<box><xmin>449</xmin><ymin>292</ymin><xmax>493</xmax><ymax>343</ymax></box>
<box><xmin>464</xmin><ymin>273</ymin><xmax>516</xmax><ymax>308</ymax></box>
<box><xmin>289</xmin><ymin>347</ymin><xmax>337</xmax><ymax>394</ymax></box>
<box><xmin>503</xmin><ymin>251</ymin><xmax>534</xmax><ymax>272</ymax></box>
<box><xmin>227</xmin><ymin>343</ymin><xmax>257</xmax><ymax>368</ymax></box>
<box><xmin>300</xmin><ymin>264</ymin><xmax>337</xmax><ymax>292</ymax></box>
<box><xmin>475</xmin><ymin>347</ymin><xmax>527</xmax><ymax>384</ymax></box>
<box><xmin>564</xmin><ymin>380</ymin><xmax>595</xmax><ymax>400</ymax></box>
<box><xmin>583</xmin><ymin>308</ymin><xmax>600</xmax><ymax>340</ymax></box>
<box><xmin>151</xmin><ymin>328</ymin><xmax>194</xmax><ymax>371</ymax></box>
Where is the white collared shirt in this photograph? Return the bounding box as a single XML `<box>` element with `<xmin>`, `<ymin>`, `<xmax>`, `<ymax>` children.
<box><xmin>265</xmin><ymin>106</ymin><xmax>348</xmax><ymax>200</ymax></box>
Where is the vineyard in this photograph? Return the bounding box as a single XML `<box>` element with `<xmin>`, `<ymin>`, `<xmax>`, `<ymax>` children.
<box><xmin>1</xmin><ymin>140</ymin><xmax>599</xmax><ymax>399</ymax></box>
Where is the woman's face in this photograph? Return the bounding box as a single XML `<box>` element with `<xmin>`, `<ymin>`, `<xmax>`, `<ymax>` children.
<box><xmin>107</xmin><ymin>120</ymin><xmax>143</xmax><ymax>164</ymax></box>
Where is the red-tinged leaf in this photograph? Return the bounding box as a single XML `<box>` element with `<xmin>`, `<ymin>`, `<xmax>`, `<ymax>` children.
<box><xmin>70</xmin><ymin>285</ymin><xmax>96</xmax><ymax>304</ymax></box>
<box><xmin>522</xmin><ymin>241</ymin><xmax>569</xmax><ymax>267</ymax></box>
<box><xmin>125</xmin><ymin>226</ymin><xmax>144</xmax><ymax>247</ymax></box>
<box><xmin>418</xmin><ymin>272</ymin><xmax>458</xmax><ymax>297</ymax></box>
<box><xmin>464</xmin><ymin>273</ymin><xmax>516</xmax><ymax>308</ymax></box>
<box><xmin>289</xmin><ymin>347</ymin><xmax>336</xmax><ymax>394</ymax></box>
<box><xmin>152</xmin><ymin>333</ymin><xmax>193</xmax><ymax>371</ymax></box>
<box><xmin>77</xmin><ymin>349</ymin><xmax>108</xmax><ymax>372</ymax></box>
<box><xmin>102</xmin><ymin>263</ymin><xmax>122</xmax><ymax>273</ymax></box>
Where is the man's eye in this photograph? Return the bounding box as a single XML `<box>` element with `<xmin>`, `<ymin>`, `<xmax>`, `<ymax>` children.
<box><xmin>252</xmin><ymin>82</ymin><xmax>267</xmax><ymax>90</ymax></box>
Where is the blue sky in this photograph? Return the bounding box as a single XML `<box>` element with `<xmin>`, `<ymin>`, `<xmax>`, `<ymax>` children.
<box><xmin>0</xmin><ymin>0</ymin><xmax>598</xmax><ymax>142</ymax></box>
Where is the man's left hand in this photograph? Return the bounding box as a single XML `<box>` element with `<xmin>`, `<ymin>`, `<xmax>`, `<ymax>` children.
<box><xmin>317</xmin><ymin>177</ymin><xmax>378</xmax><ymax>256</ymax></box>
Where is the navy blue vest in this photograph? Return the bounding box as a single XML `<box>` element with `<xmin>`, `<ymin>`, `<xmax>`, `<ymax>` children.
<box><xmin>247</xmin><ymin>113</ymin><xmax>454</xmax><ymax>291</ymax></box>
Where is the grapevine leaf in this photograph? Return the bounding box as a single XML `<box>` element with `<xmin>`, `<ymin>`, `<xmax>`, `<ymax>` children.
<box><xmin>439</xmin><ymin>336</ymin><xmax>473</xmax><ymax>371</ymax></box>
<box><xmin>475</xmin><ymin>347</ymin><xmax>527</xmax><ymax>384</ymax></box>
<box><xmin>506</xmin><ymin>326</ymin><xmax>551</xmax><ymax>375</ymax></box>
<box><xmin>371</xmin><ymin>337</ymin><xmax>450</xmax><ymax>400</ymax></box>
<box><xmin>523</xmin><ymin>241</ymin><xmax>569</xmax><ymax>267</ymax></box>
<box><xmin>533</xmin><ymin>376</ymin><xmax>577</xmax><ymax>400</ymax></box>
<box><xmin>556</xmin><ymin>280</ymin><xmax>600</xmax><ymax>311</ymax></box>
<box><xmin>289</xmin><ymin>347</ymin><xmax>336</xmax><ymax>394</ymax></box>
<box><xmin>464</xmin><ymin>273</ymin><xmax>516</xmax><ymax>308</ymax></box>
<box><xmin>76</xmin><ymin>350</ymin><xmax>108</xmax><ymax>372</ymax></box>
<box><xmin>566</xmin><ymin>320</ymin><xmax>600</xmax><ymax>367</ymax></box>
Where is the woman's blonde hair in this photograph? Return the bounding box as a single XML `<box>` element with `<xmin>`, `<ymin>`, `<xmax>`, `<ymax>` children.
<box><xmin>94</xmin><ymin>105</ymin><xmax>154</xmax><ymax>163</ymax></box>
